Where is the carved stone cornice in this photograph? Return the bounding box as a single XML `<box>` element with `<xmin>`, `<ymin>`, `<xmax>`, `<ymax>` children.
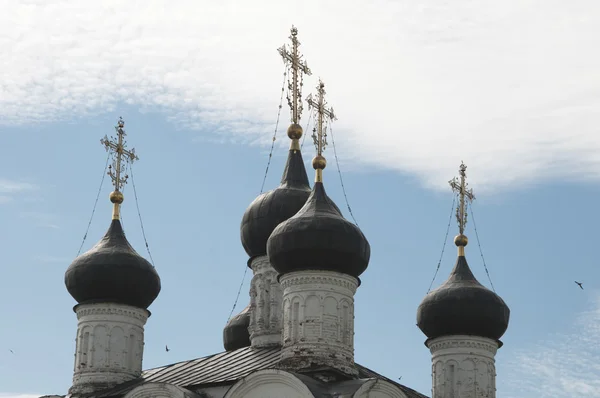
<box><xmin>428</xmin><ymin>336</ymin><xmax>498</xmax><ymax>356</ymax></box>
<box><xmin>280</xmin><ymin>271</ymin><xmax>358</xmax><ymax>293</ymax></box>
<box><xmin>76</xmin><ymin>304</ymin><xmax>149</xmax><ymax>323</ymax></box>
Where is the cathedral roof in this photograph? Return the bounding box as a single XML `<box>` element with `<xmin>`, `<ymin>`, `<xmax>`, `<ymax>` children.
<box><xmin>81</xmin><ymin>346</ymin><xmax>428</xmax><ymax>398</ymax></box>
<box><xmin>240</xmin><ymin>143</ymin><xmax>312</xmax><ymax>261</ymax></box>
<box><xmin>64</xmin><ymin>219</ymin><xmax>161</xmax><ymax>310</ymax></box>
<box><xmin>222</xmin><ymin>304</ymin><xmax>251</xmax><ymax>351</ymax></box>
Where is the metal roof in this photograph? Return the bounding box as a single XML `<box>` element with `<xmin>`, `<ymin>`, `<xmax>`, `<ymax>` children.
<box><xmin>91</xmin><ymin>346</ymin><xmax>428</xmax><ymax>398</ymax></box>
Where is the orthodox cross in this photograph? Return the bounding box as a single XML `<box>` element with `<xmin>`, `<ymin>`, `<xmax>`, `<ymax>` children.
<box><xmin>278</xmin><ymin>26</ymin><xmax>312</xmax><ymax>124</ymax></box>
<box><xmin>449</xmin><ymin>162</ymin><xmax>475</xmax><ymax>235</ymax></box>
<box><xmin>101</xmin><ymin>117</ymin><xmax>139</xmax><ymax>193</ymax></box>
<box><xmin>307</xmin><ymin>80</ymin><xmax>336</xmax><ymax>157</ymax></box>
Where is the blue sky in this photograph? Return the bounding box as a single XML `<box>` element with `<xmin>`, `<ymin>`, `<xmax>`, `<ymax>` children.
<box><xmin>1</xmin><ymin>1</ymin><xmax>600</xmax><ymax>397</ymax></box>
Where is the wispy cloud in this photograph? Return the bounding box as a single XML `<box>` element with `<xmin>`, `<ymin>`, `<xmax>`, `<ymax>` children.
<box><xmin>0</xmin><ymin>394</ymin><xmax>43</xmax><ymax>398</ymax></box>
<box><xmin>34</xmin><ymin>255</ymin><xmax>69</xmax><ymax>264</ymax></box>
<box><xmin>0</xmin><ymin>179</ymin><xmax>38</xmax><ymax>205</ymax></box>
<box><xmin>2</xmin><ymin>1</ymin><xmax>600</xmax><ymax>192</ymax></box>
<box><xmin>504</xmin><ymin>291</ymin><xmax>600</xmax><ymax>397</ymax></box>
<box><xmin>19</xmin><ymin>212</ymin><xmax>60</xmax><ymax>229</ymax></box>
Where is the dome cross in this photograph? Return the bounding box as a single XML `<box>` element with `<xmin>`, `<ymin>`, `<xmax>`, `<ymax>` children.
<box><xmin>278</xmin><ymin>26</ymin><xmax>312</xmax><ymax>125</ymax></box>
<box><xmin>100</xmin><ymin>117</ymin><xmax>139</xmax><ymax>219</ymax></box>
<box><xmin>449</xmin><ymin>161</ymin><xmax>475</xmax><ymax>237</ymax></box>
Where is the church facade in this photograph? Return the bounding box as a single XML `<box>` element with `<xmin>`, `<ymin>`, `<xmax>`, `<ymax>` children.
<box><xmin>45</xmin><ymin>27</ymin><xmax>509</xmax><ymax>398</ymax></box>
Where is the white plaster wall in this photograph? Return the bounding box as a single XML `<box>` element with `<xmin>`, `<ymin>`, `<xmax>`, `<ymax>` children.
<box><xmin>69</xmin><ymin>302</ymin><xmax>148</xmax><ymax>395</ymax></box>
<box><xmin>427</xmin><ymin>335</ymin><xmax>499</xmax><ymax>398</ymax></box>
<box><xmin>279</xmin><ymin>270</ymin><xmax>358</xmax><ymax>375</ymax></box>
<box><xmin>224</xmin><ymin>369</ymin><xmax>315</xmax><ymax>398</ymax></box>
<box><xmin>249</xmin><ymin>255</ymin><xmax>283</xmax><ymax>347</ymax></box>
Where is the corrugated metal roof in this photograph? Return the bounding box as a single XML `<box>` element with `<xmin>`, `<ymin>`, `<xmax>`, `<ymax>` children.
<box><xmin>91</xmin><ymin>346</ymin><xmax>428</xmax><ymax>398</ymax></box>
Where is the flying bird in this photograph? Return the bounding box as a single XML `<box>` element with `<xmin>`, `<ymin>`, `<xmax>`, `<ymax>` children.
<box><xmin>575</xmin><ymin>281</ymin><xmax>584</xmax><ymax>290</ymax></box>
<box><xmin>165</xmin><ymin>345</ymin><xmax>170</xmax><ymax>352</ymax></box>
<box><xmin>9</xmin><ymin>349</ymin><xmax>14</xmax><ymax>354</ymax></box>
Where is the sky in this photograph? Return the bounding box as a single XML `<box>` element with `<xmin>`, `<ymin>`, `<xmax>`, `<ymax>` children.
<box><xmin>0</xmin><ymin>1</ymin><xmax>599</xmax><ymax>397</ymax></box>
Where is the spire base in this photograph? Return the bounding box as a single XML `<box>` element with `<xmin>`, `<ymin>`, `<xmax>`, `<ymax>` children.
<box><xmin>112</xmin><ymin>203</ymin><xmax>121</xmax><ymax>220</ymax></box>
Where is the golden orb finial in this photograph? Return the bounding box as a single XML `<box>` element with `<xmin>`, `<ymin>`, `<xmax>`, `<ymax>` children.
<box><xmin>109</xmin><ymin>191</ymin><xmax>124</xmax><ymax>204</ymax></box>
<box><xmin>312</xmin><ymin>155</ymin><xmax>327</xmax><ymax>170</ymax></box>
<box><xmin>287</xmin><ymin>123</ymin><xmax>303</xmax><ymax>140</ymax></box>
<box><xmin>454</xmin><ymin>234</ymin><xmax>468</xmax><ymax>247</ymax></box>
<box><xmin>454</xmin><ymin>234</ymin><xmax>468</xmax><ymax>256</ymax></box>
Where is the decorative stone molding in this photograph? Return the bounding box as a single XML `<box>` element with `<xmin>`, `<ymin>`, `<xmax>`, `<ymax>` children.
<box><xmin>75</xmin><ymin>304</ymin><xmax>149</xmax><ymax>323</ymax></box>
<box><xmin>426</xmin><ymin>335</ymin><xmax>499</xmax><ymax>398</ymax></box>
<box><xmin>428</xmin><ymin>335</ymin><xmax>498</xmax><ymax>356</ymax></box>
<box><xmin>69</xmin><ymin>303</ymin><xmax>149</xmax><ymax>396</ymax></box>
<box><xmin>279</xmin><ymin>271</ymin><xmax>358</xmax><ymax>294</ymax></box>
<box><xmin>249</xmin><ymin>255</ymin><xmax>283</xmax><ymax>348</ymax></box>
<box><xmin>353</xmin><ymin>379</ymin><xmax>410</xmax><ymax>398</ymax></box>
<box><xmin>224</xmin><ymin>369</ymin><xmax>315</xmax><ymax>398</ymax></box>
<box><xmin>124</xmin><ymin>382</ymin><xmax>201</xmax><ymax>398</ymax></box>
<box><xmin>279</xmin><ymin>270</ymin><xmax>359</xmax><ymax>376</ymax></box>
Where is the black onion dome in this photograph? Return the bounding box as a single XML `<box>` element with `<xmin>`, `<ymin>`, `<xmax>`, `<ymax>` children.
<box><xmin>240</xmin><ymin>148</ymin><xmax>312</xmax><ymax>260</ymax></box>
<box><xmin>65</xmin><ymin>219</ymin><xmax>161</xmax><ymax>309</ymax></box>
<box><xmin>267</xmin><ymin>182</ymin><xmax>370</xmax><ymax>278</ymax></box>
<box><xmin>417</xmin><ymin>255</ymin><xmax>510</xmax><ymax>342</ymax></box>
<box><xmin>223</xmin><ymin>304</ymin><xmax>251</xmax><ymax>351</ymax></box>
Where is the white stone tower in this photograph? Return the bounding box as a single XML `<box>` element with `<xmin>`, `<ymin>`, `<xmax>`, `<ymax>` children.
<box><xmin>64</xmin><ymin>118</ymin><xmax>161</xmax><ymax>396</ymax></box>
<box><xmin>237</xmin><ymin>26</ymin><xmax>313</xmax><ymax>349</ymax></box>
<box><xmin>267</xmin><ymin>80</ymin><xmax>371</xmax><ymax>377</ymax></box>
<box><xmin>417</xmin><ymin>162</ymin><xmax>510</xmax><ymax>398</ymax></box>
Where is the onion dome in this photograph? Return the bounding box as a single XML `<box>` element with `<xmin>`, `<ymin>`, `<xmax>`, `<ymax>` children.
<box><xmin>223</xmin><ymin>304</ymin><xmax>251</xmax><ymax>351</ymax></box>
<box><xmin>417</xmin><ymin>235</ymin><xmax>510</xmax><ymax>342</ymax></box>
<box><xmin>240</xmin><ymin>123</ymin><xmax>312</xmax><ymax>261</ymax></box>
<box><xmin>267</xmin><ymin>173</ymin><xmax>370</xmax><ymax>279</ymax></box>
<box><xmin>65</xmin><ymin>219</ymin><xmax>161</xmax><ymax>309</ymax></box>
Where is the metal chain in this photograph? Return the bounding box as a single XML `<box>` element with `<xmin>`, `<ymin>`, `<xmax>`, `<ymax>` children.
<box><xmin>468</xmin><ymin>201</ymin><xmax>496</xmax><ymax>292</ymax></box>
<box><xmin>427</xmin><ymin>194</ymin><xmax>457</xmax><ymax>293</ymax></box>
<box><xmin>128</xmin><ymin>164</ymin><xmax>156</xmax><ymax>267</ymax></box>
<box><xmin>226</xmin><ymin>266</ymin><xmax>249</xmax><ymax>323</ymax></box>
<box><xmin>228</xmin><ymin>64</ymin><xmax>289</xmax><ymax>323</ymax></box>
<box><xmin>77</xmin><ymin>152</ymin><xmax>110</xmax><ymax>256</ymax></box>
<box><xmin>300</xmin><ymin>110</ymin><xmax>312</xmax><ymax>151</ymax></box>
<box><xmin>259</xmin><ymin>64</ymin><xmax>288</xmax><ymax>195</ymax></box>
<box><xmin>328</xmin><ymin>124</ymin><xmax>360</xmax><ymax>227</ymax></box>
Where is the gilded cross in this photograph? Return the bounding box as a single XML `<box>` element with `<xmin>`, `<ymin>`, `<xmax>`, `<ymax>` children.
<box><xmin>278</xmin><ymin>26</ymin><xmax>312</xmax><ymax>124</ymax></box>
<box><xmin>449</xmin><ymin>162</ymin><xmax>475</xmax><ymax>235</ymax></box>
<box><xmin>100</xmin><ymin>117</ymin><xmax>139</xmax><ymax>193</ymax></box>
<box><xmin>307</xmin><ymin>80</ymin><xmax>336</xmax><ymax>157</ymax></box>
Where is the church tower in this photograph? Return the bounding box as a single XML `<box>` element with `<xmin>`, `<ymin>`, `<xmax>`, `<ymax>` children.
<box><xmin>64</xmin><ymin>118</ymin><xmax>161</xmax><ymax>395</ymax></box>
<box><xmin>267</xmin><ymin>80</ymin><xmax>371</xmax><ymax>377</ymax></box>
<box><xmin>417</xmin><ymin>162</ymin><xmax>510</xmax><ymax>398</ymax></box>
<box><xmin>232</xmin><ymin>26</ymin><xmax>313</xmax><ymax>350</ymax></box>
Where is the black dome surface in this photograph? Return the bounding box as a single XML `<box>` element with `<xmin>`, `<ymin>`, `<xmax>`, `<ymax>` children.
<box><xmin>417</xmin><ymin>255</ymin><xmax>510</xmax><ymax>342</ymax></box>
<box><xmin>267</xmin><ymin>182</ymin><xmax>370</xmax><ymax>278</ymax></box>
<box><xmin>240</xmin><ymin>149</ymin><xmax>311</xmax><ymax>260</ymax></box>
<box><xmin>65</xmin><ymin>219</ymin><xmax>161</xmax><ymax>309</ymax></box>
<box><xmin>223</xmin><ymin>304</ymin><xmax>251</xmax><ymax>351</ymax></box>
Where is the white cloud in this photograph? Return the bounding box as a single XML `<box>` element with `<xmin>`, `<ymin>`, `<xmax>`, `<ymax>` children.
<box><xmin>2</xmin><ymin>1</ymin><xmax>600</xmax><ymax>192</ymax></box>
<box><xmin>505</xmin><ymin>291</ymin><xmax>600</xmax><ymax>397</ymax></box>
<box><xmin>34</xmin><ymin>254</ymin><xmax>69</xmax><ymax>263</ymax></box>
<box><xmin>0</xmin><ymin>394</ymin><xmax>44</xmax><ymax>398</ymax></box>
<box><xmin>0</xmin><ymin>180</ymin><xmax>37</xmax><ymax>194</ymax></box>
<box><xmin>0</xmin><ymin>179</ymin><xmax>38</xmax><ymax>204</ymax></box>
<box><xmin>19</xmin><ymin>211</ymin><xmax>60</xmax><ymax>229</ymax></box>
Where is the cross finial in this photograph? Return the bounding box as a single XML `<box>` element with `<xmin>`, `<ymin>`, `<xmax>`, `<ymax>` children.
<box><xmin>278</xmin><ymin>25</ymin><xmax>312</xmax><ymax>126</ymax></box>
<box><xmin>449</xmin><ymin>162</ymin><xmax>475</xmax><ymax>237</ymax></box>
<box><xmin>306</xmin><ymin>79</ymin><xmax>337</xmax><ymax>182</ymax></box>
<box><xmin>100</xmin><ymin>117</ymin><xmax>139</xmax><ymax>220</ymax></box>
